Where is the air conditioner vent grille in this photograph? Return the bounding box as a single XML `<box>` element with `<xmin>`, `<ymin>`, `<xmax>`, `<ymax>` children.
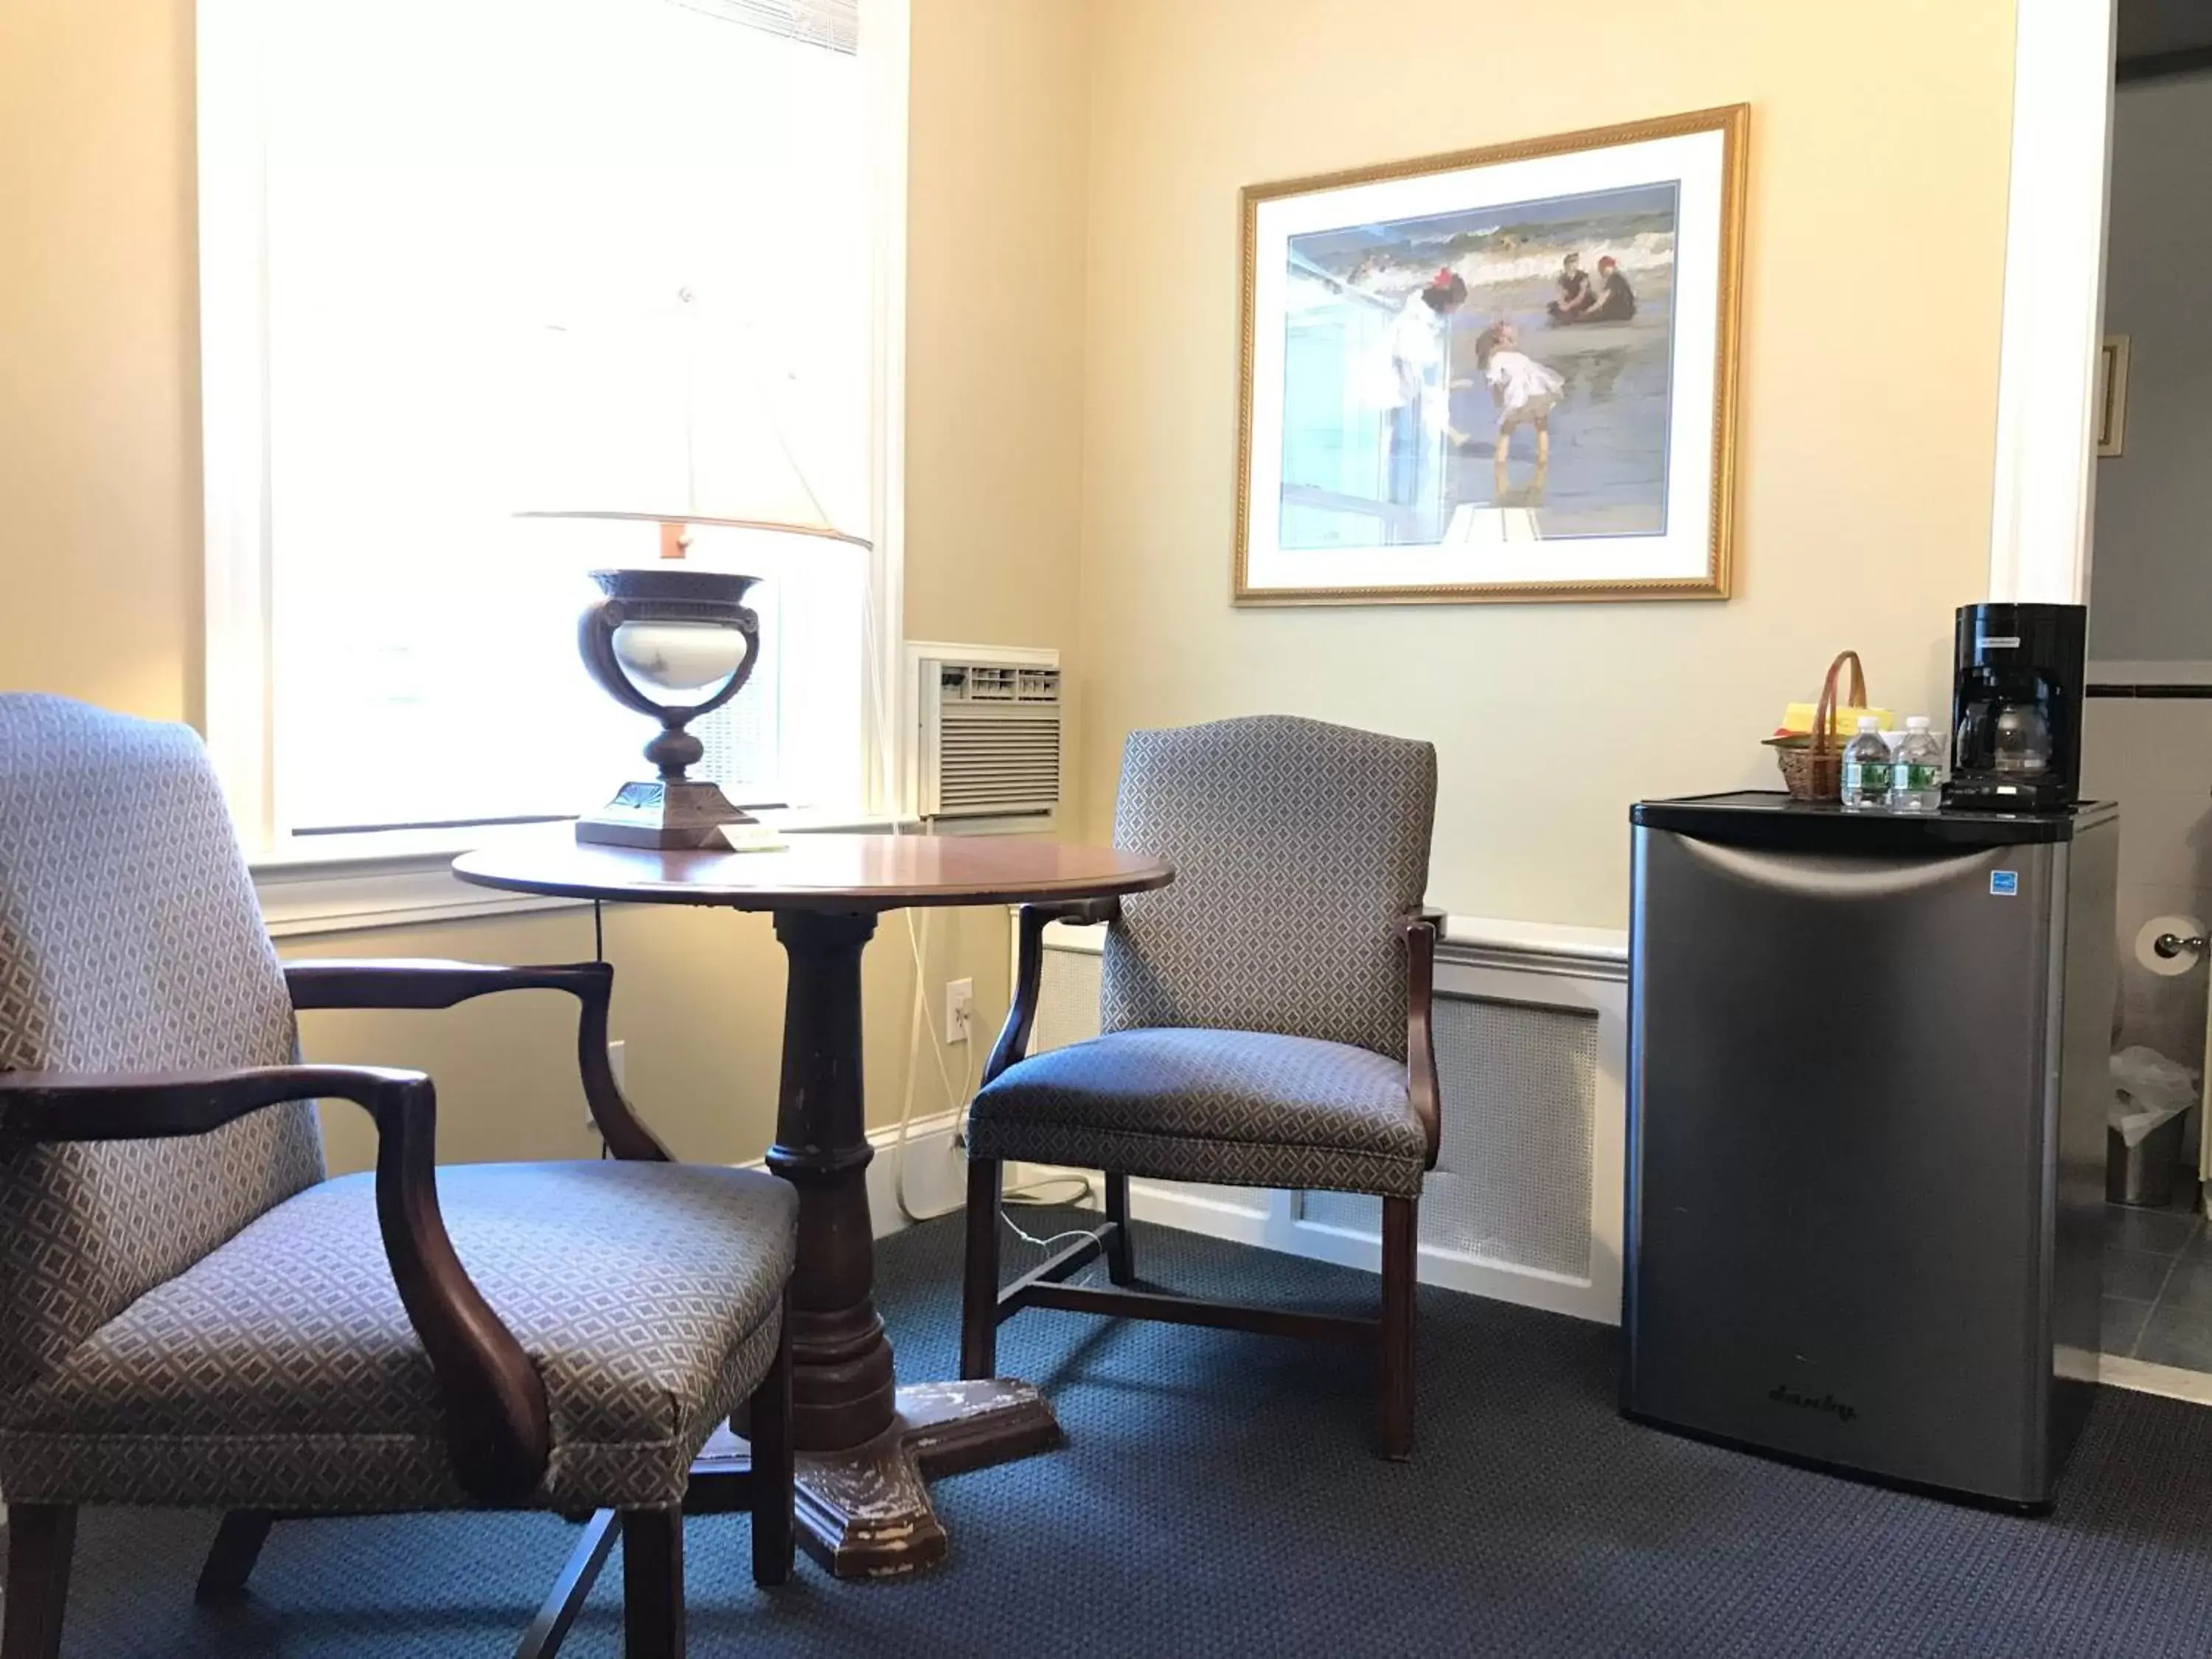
<box><xmin>917</xmin><ymin>651</ymin><xmax>1064</xmax><ymax>821</ymax></box>
<box><xmin>936</xmin><ymin>716</ymin><xmax>1061</xmax><ymax>811</ymax></box>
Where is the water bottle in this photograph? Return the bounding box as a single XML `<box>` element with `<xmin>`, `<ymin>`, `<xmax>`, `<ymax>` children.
<box><xmin>1839</xmin><ymin>716</ymin><xmax>1893</xmax><ymax>813</ymax></box>
<box><xmin>1888</xmin><ymin>715</ymin><xmax>1944</xmax><ymax>813</ymax></box>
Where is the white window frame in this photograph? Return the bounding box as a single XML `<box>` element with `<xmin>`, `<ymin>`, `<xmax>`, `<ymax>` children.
<box><xmin>195</xmin><ymin>0</ymin><xmax>911</xmax><ymax>932</ymax></box>
<box><xmin>1985</xmin><ymin>0</ymin><xmax>2115</xmax><ymax>608</ymax></box>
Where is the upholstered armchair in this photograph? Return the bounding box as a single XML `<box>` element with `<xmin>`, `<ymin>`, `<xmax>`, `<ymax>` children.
<box><xmin>0</xmin><ymin>695</ymin><xmax>796</xmax><ymax>1659</ymax></box>
<box><xmin>961</xmin><ymin>715</ymin><xmax>1441</xmax><ymax>1457</ymax></box>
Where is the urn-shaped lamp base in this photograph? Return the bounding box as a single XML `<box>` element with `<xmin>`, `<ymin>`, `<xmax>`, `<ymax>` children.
<box><xmin>575</xmin><ymin>563</ymin><xmax>765</xmax><ymax>850</ymax></box>
<box><xmin>576</xmin><ymin>778</ymin><xmax>757</xmax><ymax>850</ymax></box>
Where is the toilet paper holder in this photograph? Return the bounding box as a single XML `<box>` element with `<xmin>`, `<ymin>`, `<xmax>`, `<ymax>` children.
<box><xmin>2135</xmin><ymin>914</ymin><xmax>2208</xmax><ymax>977</ymax></box>
<box><xmin>2154</xmin><ymin>930</ymin><xmax>2208</xmax><ymax>961</ymax></box>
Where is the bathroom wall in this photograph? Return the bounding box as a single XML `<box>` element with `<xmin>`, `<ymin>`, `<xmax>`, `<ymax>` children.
<box><xmin>2088</xmin><ymin>74</ymin><xmax>2212</xmax><ymax>674</ymax></box>
<box><xmin>2084</xmin><ymin>695</ymin><xmax>2212</xmax><ymax>1070</ymax></box>
<box><xmin>2083</xmin><ymin>72</ymin><xmax>2212</xmax><ymax>1079</ymax></box>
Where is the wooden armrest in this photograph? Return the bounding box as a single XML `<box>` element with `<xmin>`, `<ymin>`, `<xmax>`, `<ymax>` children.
<box><xmin>984</xmin><ymin>898</ymin><xmax>1124</xmax><ymax>1086</ymax></box>
<box><xmin>287</xmin><ymin>959</ymin><xmax>610</xmax><ymax>1010</ymax></box>
<box><xmin>0</xmin><ymin>1063</ymin><xmax>549</xmax><ymax>1503</ymax></box>
<box><xmin>0</xmin><ymin>1062</ymin><xmax>418</xmax><ymax>1142</ymax></box>
<box><xmin>1018</xmin><ymin>896</ymin><xmax>1122</xmax><ymax>929</ymax></box>
<box><xmin>1399</xmin><ymin>911</ymin><xmax>1443</xmax><ymax>1165</ymax></box>
<box><xmin>285</xmin><ymin>959</ymin><xmax>668</xmax><ymax>1162</ymax></box>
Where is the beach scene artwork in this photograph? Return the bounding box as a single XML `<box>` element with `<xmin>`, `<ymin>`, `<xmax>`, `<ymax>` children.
<box><xmin>1236</xmin><ymin>108</ymin><xmax>1744</xmax><ymax>603</ymax></box>
<box><xmin>1281</xmin><ymin>184</ymin><xmax>1676</xmax><ymax>549</ymax></box>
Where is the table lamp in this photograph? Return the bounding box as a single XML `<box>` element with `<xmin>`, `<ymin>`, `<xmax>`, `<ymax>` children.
<box><xmin>520</xmin><ymin>295</ymin><xmax>869</xmax><ymax>849</ymax></box>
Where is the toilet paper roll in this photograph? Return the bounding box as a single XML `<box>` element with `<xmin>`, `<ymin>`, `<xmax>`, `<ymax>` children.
<box><xmin>2135</xmin><ymin>914</ymin><xmax>2206</xmax><ymax>977</ymax></box>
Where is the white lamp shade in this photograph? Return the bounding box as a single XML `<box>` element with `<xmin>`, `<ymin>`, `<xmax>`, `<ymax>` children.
<box><xmin>518</xmin><ymin>299</ymin><xmax>869</xmax><ymax>548</ymax></box>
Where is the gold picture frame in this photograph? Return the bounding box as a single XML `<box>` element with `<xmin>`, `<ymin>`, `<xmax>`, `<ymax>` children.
<box><xmin>2097</xmin><ymin>334</ymin><xmax>2129</xmax><ymax>459</ymax></box>
<box><xmin>1234</xmin><ymin>105</ymin><xmax>1748</xmax><ymax>606</ymax></box>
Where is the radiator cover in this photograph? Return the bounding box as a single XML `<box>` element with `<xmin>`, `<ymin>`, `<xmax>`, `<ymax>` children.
<box><xmin>1023</xmin><ymin>919</ymin><xmax>1628</xmax><ymax>1323</ymax></box>
<box><xmin>1301</xmin><ymin>995</ymin><xmax>1597</xmax><ymax>1281</ymax></box>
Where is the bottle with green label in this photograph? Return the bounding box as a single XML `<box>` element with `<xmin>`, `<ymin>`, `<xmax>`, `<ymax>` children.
<box><xmin>1840</xmin><ymin>715</ymin><xmax>1893</xmax><ymax>813</ymax></box>
<box><xmin>1888</xmin><ymin>715</ymin><xmax>1944</xmax><ymax>813</ymax></box>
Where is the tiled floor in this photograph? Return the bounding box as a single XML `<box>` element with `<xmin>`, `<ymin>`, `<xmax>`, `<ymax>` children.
<box><xmin>2103</xmin><ymin>1185</ymin><xmax>2212</xmax><ymax>1370</ymax></box>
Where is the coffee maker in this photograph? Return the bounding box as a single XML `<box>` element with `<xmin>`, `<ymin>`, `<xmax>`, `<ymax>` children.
<box><xmin>1945</xmin><ymin>601</ymin><xmax>2087</xmax><ymax>812</ymax></box>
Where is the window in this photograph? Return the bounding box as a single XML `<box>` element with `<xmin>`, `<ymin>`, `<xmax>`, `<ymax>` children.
<box><xmin>200</xmin><ymin>0</ymin><xmax>903</xmax><ymax>859</ymax></box>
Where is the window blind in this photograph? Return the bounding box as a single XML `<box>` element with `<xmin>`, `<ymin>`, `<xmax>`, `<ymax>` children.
<box><xmin>661</xmin><ymin>0</ymin><xmax>858</xmax><ymax>54</ymax></box>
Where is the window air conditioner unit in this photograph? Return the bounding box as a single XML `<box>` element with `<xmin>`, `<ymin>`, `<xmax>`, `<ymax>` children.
<box><xmin>909</xmin><ymin>644</ymin><xmax>1062</xmax><ymax>827</ymax></box>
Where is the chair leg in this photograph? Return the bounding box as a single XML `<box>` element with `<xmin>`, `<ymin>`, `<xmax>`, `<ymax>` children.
<box><xmin>1379</xmin><ymin>1195</ymin><xmax>1417</xmax><ymax>1461</ymax></box>
<box><xmin>1103</xmin><ymin>1172</ymin><xmax>1136</xmax><ymax>1285</ymax></box>
<box><xmin>515</xmin><ymin>1511</ymin><xmax>621</xmax><ymax>1659</ymax></box>
<box><xmin>195</xmin><ymin>1509</ymin><xmax>275</xmax><ymax>1602</ymax></box>
<box><xmin>621</xmin><ymin>1508</ymin><xmax>684</xmax><ymax>1659</ymax></box>
<box><xmin>748</xmin><ymin>1300</ymin><xmax>794</xmax><ymax>1588</ymax></box>
<box><xmin>961</xmin><ymin>1155</ymin><xmax>1004</xmax><ymax>1379</ymax></box>
<box><xmin>3</xmin><ymin>1503</ymin><xmax>76</xmax><ymax>1659</ymax></box>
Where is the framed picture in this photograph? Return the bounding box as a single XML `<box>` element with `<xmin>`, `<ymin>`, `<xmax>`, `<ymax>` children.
<box><xmin>2097</xmin><ymin>334</ymin><xmax>2129</xmax><ymax>458</ymax></box>
<box><xmin>1235</xmin><ymin>105</ymin><xmax>1747</xmax><ymax>605</ymax></box>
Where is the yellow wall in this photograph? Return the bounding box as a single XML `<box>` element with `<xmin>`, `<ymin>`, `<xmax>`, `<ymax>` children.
<box><xmin>294</xmin><ymin>900</ymin><xmax>995</xmax><ymax>1176</ymax></box>
<box><xmin>0</xmin><ymin>0</ymin><xmax>2025</xmax><ymax>1154</ymax></box>
<box><xmin>906</xmin><ymin>0</ymin><xmax>1090</xmax><ymax>664</ymax></box>
<box><xmin>1074</xmin><ymin>0</ymin><xmax>2017</xmax><ymax>926</ymax></box>
<box><xmin>0</xmin><ymin>0</ymin><xmax>1091</xmax><ymax>1169</ymax></box>
<box><xmin>0</xmin><ymin>0</ymin><xmax>204</xmax><ymax>718</ymax></box>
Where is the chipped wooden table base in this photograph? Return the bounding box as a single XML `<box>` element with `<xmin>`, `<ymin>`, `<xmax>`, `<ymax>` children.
<box><xmin>518</xmin><ymin>1379</ymin><xmax>1060</xmax><ymax>1652</ymax></box>
<box><xmin>696</xmin><ymin>1376</ymin><xmax>1062</xmax><ymax>1579</ymax></box>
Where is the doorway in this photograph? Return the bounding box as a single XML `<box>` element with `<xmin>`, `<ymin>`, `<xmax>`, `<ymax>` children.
<box><xmin>2084</xmin><ymin>6</ymin><xmax>2212</xmax><ymax>1383</ymax></box>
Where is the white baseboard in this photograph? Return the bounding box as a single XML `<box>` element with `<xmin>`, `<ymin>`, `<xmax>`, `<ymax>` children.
<box><xmin>1127</xmin><ymin>1178</ymin><xmax>1274</xmax><ymax>1246</ymax></box>
<box><xmin>2098</xmin><ymin>1352</ymin><xmax>2212</xmax><ymax>1407</ymax></box>
<box><xmin>741</xmin><ymin>1116</ymin><xmax>1104</xmax><ymax>1239</ymax></box>
<box><xmin>841</xmin><ymin>1147</ymin><xmax>1607</xmax><ymax>1325</ymax></box>
<box><xmin>741</xmin><ymin>1108</ymin><xmax>970</xmax><ymax>1238</ymax></box>
<box><xmin>933</xmin><ymin>1155</ymin><xmax>2212</xmax><ymax>1367</ymax></box>
<box><xmin>1129</xmin><ymin>1179</ymin><xmax>1613</xmax><ymax>1324</ymax></box>
<box><xmin>865</xmin><ymin>1110</ymin><xmax>972</xmax><ymax>1235</ymax></box>
<box><xmin>760</xmin><ymin>1134</ymin><xmax>2189</xmax><ymax>1374</ymax></box>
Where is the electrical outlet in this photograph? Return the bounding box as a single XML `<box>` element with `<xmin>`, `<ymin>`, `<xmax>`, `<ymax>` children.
<box><xmin>944</xmin><ymin>978</ymin><xmax>975</xmax><ymax>1045</ymax></box>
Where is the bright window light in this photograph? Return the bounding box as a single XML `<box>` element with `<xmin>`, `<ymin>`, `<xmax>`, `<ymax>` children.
<box><xmin>247</xmin><ymin>0</ymin><xmax>871</xmax><ymax>837</ymax></box>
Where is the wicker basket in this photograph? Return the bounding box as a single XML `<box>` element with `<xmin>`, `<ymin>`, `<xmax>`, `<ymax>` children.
<box><xmin>1770</xmin><ymin>650</ymin><xmax>1866</xmax><ymax>802</ymax></box>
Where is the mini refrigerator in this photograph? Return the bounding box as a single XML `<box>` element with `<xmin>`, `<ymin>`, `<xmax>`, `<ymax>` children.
<box><xmin>1622</xmin><ymin>791</ymin><xmax>2118</xmax><ymax>1508</ymax></box>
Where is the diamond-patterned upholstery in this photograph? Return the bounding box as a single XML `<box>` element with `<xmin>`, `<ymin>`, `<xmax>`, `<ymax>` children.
<box><xmin>0</xmin><ymin>695</ymin><xmax>799</xmax><ymax>1517</ymax></box>
<box><xmin>973</xmin><ymin>715</ymin><xmax>1437</xmax><ymax>1198</ymax></box>
<box><xmin>0</xmin><ymin>1161</ymin><xmax>795</xmax><ymax>1512</ymax></box>
<box><xmin>1102</xmin><ymin>717</ymin><xmax>1435</xmax><ymax>1060</ymax></box>
<box><xmin>965</xmin><ymin>1027</ymin><xmax>1426</xmax><ymax>1195</ymax></box>
<box><xmin>0</xmin><ymin>695</ymin><xmax>324</xmax><ymax>1401</ymax></box>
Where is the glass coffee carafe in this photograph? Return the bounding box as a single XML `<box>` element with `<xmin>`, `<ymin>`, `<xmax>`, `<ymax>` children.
<box><xmin>1991</xmin><ymin>701</ymin><xmax>2053</xmax><ymax>776</ymax></box>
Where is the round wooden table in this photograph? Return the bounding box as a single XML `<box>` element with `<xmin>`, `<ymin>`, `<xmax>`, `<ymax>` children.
<box><xmin>453</xmin><ymin>830</ymin><xmax>1172</xmax><ymax>1579</ymax></box>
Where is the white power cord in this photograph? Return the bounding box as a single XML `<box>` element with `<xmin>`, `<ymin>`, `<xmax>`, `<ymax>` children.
<box><xmin>997</xmin><ymin>1211</ymin><xmax>1105</xmax><ymax>1253</ymax></box>
<box><xmin>856</xmin><ymin>585</ymin><xmax>1094</xmax><ymax>1225</ymax></box>
<box><xmin>886</xmin><ymin>905</ymin><xmax>964</xmax><ymax>1224</ymax></box>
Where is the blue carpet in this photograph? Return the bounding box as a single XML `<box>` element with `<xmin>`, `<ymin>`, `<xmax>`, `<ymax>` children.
<box><xmin>35</xmin><ymin>1207</ymin><xmax>2212</xmax><ymax>1656</ymax></box>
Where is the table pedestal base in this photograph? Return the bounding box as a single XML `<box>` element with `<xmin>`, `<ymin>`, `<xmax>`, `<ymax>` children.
<box><xmin>518</xmin><ymin>1377</ymin><xmax>1060</xmax><ymax>1652</ymax></box>
<box><xmin>710</xmin><ymin>1377</ymin><xmax>1060</xmax><ymax>1579</ymax></box>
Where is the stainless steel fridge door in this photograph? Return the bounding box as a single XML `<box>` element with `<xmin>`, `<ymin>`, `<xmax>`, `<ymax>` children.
<box><xmin>1625</xmin><ymin>827</ymin><xmax>2062</xmax><ymax>1502</ymax></box>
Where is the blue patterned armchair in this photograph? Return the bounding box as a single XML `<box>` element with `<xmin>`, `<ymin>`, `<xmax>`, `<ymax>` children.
<box><xmin>961</xmin><ymin>715</ymin><xmax>1440</xmax><ymax>1457</ymax></box>
<box><xmin>0</xmin><ymin>695</ymin><xmax>796</xmax><ymax>1659</ymax></box>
